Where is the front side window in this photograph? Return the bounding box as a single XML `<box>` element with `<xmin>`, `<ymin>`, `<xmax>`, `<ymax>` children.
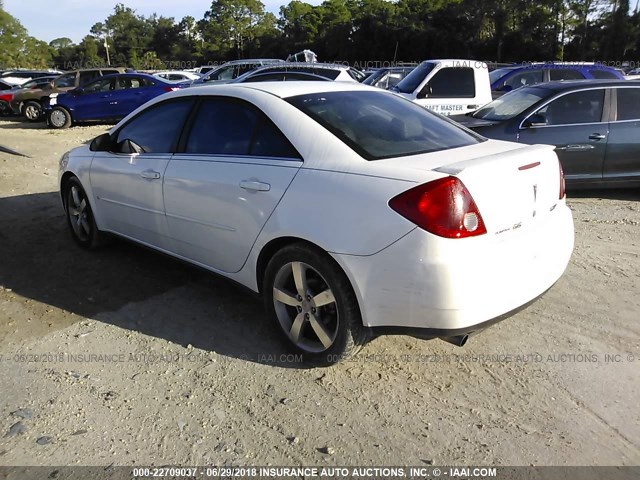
<box><xmin>115</xmin><ymin>99</ymin><xmax>194</xmax><ymax>153</ymax></box>
<box><xmin>288</xmin><ymin>91</ymin><xmax>481</xmax><ymax>160</ymax></box>
<box><xmin>616</xmin><ymin>88</ymin><xmax>640</xmax><ymax>121</ymax></box>
<box><xmin>185</xmin><ymin>98</ymin><xmax>300</xmax><ymax>158</ymax></box>
<box><xmin>423</xmin><ymin>67</ymin><xmax>475</xmax><ymax>98</ymax></box>
<box><xmin>535</xmin><ymin>89</ymin><xmax>605</xmax><ymax>125</ymax></box>
<box><xmin>83</xmin><ymin>78</ymin><xmax>114</xmax><ymax>93</ymax></box>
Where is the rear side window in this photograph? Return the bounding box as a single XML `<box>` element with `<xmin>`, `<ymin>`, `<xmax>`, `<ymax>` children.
<box><xmin>505</xmin><ymin>69</ymin><xmax>544</xmax><ymax>89</ymax></box>
<box><xmin>549</xmin><ymin>69</ymin><xmax>585</xmax><ymax>81</ymax></box>
<box><xmin>287</xmin><ymin>90</ymin><xmax>480</xmax><ymax>160</ymax></box>
<box><xmin>616</xmin><ymin>88</ymin><xmax>640</xmax><ymax>121</ymax></box>
<box><xmin>54</xmin><ymin>73</ymin><xmax>76</xmax><ymax>88</ymax></box>
<box><xmin>589</xmin><ymin>69</ymin><xmax>617</xmax><ymax>79</ymax></box>
<box><xmin>425</xmin><ymin>67</ymin><xmax>475</xmax><ymax>98</ymax></box>
<box><xmin>101</xmin><ymin>70</ymin><xmax>121</xmax><ymax>76</ymax></box>
<box><xmin>79</xmin><ymin>70</ymin><xmax>100</xmax><ymax>85</ymax></box>
<box><xmin>185</xmin><ymin>98</ymin><xmax>300</xmax><ymax>158</ymax></box>
<box><xmin>115</xmin><ymin>99</ymin><xmax>194</xmax><ymax>153</ymax></box>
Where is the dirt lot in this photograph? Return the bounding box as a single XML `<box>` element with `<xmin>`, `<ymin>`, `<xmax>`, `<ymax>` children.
<box><xmin>0</xmin><ymin>117</ymin><xmax>638</xmax><ymax>468</ymax></box>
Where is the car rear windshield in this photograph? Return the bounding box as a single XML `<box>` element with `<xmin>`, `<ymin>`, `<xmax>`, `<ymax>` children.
<box><xmin>287</xmin><ymin>91</ymin><xmax>481</xmax><ymax>160</ymax></box>
<box><xmin>472</xmin><ymin>87</ymin><xmax>549</xmax><ymax>121</ymax></box>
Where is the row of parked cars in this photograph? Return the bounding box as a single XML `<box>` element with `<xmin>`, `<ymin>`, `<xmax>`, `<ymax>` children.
<box><xmin>1</xmin><ymin>60</ymin><xmax>638</xmax><ymax>188</ymax></box>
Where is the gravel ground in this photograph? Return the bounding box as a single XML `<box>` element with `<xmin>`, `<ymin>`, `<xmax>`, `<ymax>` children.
<box><xmin>0</xmin><ymin>118</ymin><xmax>638</xmax><ymax>468</ymax></box>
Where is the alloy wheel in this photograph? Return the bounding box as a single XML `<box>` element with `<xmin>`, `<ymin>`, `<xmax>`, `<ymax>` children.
<box><xmin>272</xmin><ymin>261</ymin><xmax>339</xmax><ymax>353</ymax></box>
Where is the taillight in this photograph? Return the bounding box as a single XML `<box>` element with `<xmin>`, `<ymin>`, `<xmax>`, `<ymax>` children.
<box><xmin>558</xmin><ymin>160</ymin><xmax>566</xmax><ymax>200</ymax></box>
<box><xmin>389</xmin><ymin>177</ymin><xmax>487</xmax><ymax>239</ymax></box>
<box><xmin>163</xmin><ymin>87</ymin><xmax>180</xmax><ymax>92</ymax></box>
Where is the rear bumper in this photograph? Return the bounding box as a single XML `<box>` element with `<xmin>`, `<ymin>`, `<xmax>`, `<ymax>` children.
<box><xmin>333</xmin><ymin>203</ymin><xmax>574</xmax><ymax>331</ymax></box>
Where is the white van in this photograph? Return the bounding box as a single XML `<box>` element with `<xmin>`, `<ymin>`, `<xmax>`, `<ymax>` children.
<box><xmin>392</xmin><ymin>59</ymin><xmax>492</xmax><ymax>115</ymax></box>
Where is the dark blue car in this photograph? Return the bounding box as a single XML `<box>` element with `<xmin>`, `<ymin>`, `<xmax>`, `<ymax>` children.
<box><xmin>44</xmin><ymin>73</ymin><xmax>186</xmax><ymax>128</ymax></box>
<box><xmin>490</xmin><ymin>63</ymin><xmax>624</xmax><ymax>97</ymax></box>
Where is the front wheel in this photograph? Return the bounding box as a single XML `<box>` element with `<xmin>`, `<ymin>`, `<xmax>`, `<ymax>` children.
<box><xmin>64</xmin><ymin>178</ymin><xmax>107</xmax><ymax>249</ymax></box>
<box><xmin>264</xmin><ymin>244</ymin><xmax>367</xmax><ymax>366</ymax></box>
<box><xmin>48</xmin><ymin>106</ymin><xmax>72</xmax><ymax>129</ymax></box>
<box><xmin>23</xmin><ymin>101</ymin><xmax>43</xmax><ymax>122</ymax></box>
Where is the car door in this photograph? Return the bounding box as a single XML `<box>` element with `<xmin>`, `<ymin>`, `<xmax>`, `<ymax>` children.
<box><xmin>90</xmin><ymin>98</ymin><xmax>194</xmax><ymax>250</ymax></box>
<box><xmin>112</xmin><ymin>76</ymin><xmax>155</xmax><ymax>118</ymax></box>
<box><xmin>518</xmin><ymin>88</ymin><xmax>609</xmax><ymax>183</ymax></box>
<box><xmin>415</xmin><ymin>67</ymin><xmax>478</xmax><ymax>115</ymax></box>
<box><xmin>164</xmin><ymin>97</ymin><xmax>303</xmax><ymax>273</ymax></box>
<box><xmin>73</xmin><ymin>77</ymin><xmax>117</xmax><ymax>121</ymax></box>
<box><xmin>603</xmin><ymin>87</ymin><xmax>640</xmax><ymax>182</ymax></box>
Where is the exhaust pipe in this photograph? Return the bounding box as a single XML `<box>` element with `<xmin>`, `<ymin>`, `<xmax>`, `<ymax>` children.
<box><xmin>439</xmin><ymin>334</ymin><xmax>469</xmax><ymax>347</ymax></box>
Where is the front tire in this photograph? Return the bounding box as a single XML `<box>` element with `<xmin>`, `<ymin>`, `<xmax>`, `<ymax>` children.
<box><xmin>23</xmin><ymin>101</ymin><xmax>43</xmax><ymax>122</ymax></box>
<box><xmin>264</xmin><ymin>243</ymin><xmax>367</xmax><ymax>366</ymax></box>
<box><xmin>48</xmin><ymin>106</ymin><xmax>72</xmax><ymax>129</ymax></box>
<box><xmin>64</xmin><ymin>178</ymin><xmax>106</xmax><ymax>249</ymax></box>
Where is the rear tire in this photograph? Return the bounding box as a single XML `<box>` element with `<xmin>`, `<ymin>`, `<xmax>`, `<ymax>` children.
<box><xmin>64</xmin><ymin>177</ymin><xmax>107</xmax><ymax>249</ymax></box>
<box><xmin>263</xmin><ymin>243</ymin><xmax>367</xmax><ymax>366</ymax></box>
<box><xmin>23</xmin><ymin>101</ymin><xmax>43</xmax><ymax>122</ymax></box>
<box><xmin>48</xmin><ymin>106</ymin><xmax>72</xmax><ymax>129</ymax></box>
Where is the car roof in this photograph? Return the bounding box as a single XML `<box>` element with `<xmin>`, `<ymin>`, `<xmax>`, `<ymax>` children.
<box><xmin>169</xmin><ymin>80</ymin><xmax>375</xmax><ymax>99</ymax></box>
<box><xmin>527</xmin><ymin>79</ymin><xmax>640</xmax><ymax>91</ymax></box>
<box><xmin>254</xmin><ymin>62</ymin><xmax>351</xmax><ymax>71</ymax></box>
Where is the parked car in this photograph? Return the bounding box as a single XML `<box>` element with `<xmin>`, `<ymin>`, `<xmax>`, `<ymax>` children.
<box><xmin>190</xmin><ymin>59</ymin><xmax>285</xmax><ymax>86</ymax></box>
<box><xmin>7</xmin><ymin>76</ymin><xmax>58</xmax><ymax>117</ymax></box>
<box><xmin>232</xmin><ymin>71</ymin><xmax>331</xmax><ymax>83</ymax></box>
<box><xmin>392</xmin><ymin>59</ymin><xmax>492</xmax><ymax>115</ymax></box>
<box><xmin>232</xmin><ymin>63</ymin><xmax>362</xmax><ymax>83</ymax></box>
<box><xmin>153</xmin><ymin>71</ymin><xmax>201</xmax><ymax>82</ymax></box>
<box><xmin>0</xmin><ymin>69</ymin><xmax>62</xmax><ymax>86</ymax></box>
<box><xmin>58</xmin><ymin>82</ymin><xmax>573</xmax><ymax>364</ymax></box>
<box><xmin>0</xmin><ymin>79</ymin><xmax>13</xmax><ymax>91</ymax></box>
<box><xmin>489</xmin><ymin>63</ymin><xmax>624</xmax><ymax>97</ymax></box>
<box><xmin>450</xmin><ymin>80</ymin><xmax>640</xmax><ymax>188</ymax></box>
<box><xmin>11</xmin><ymin>67</ymin><xmax>128</xmax><ymax>122</ymax></box>
<box><xmin>362</xmin><ymin>65</ymin><xmax>417</xmax><ymax>89</ymax></box>
<box><xmin>0</xmin><ymin>91</ymin><xmax>14</xmax><ymax>116</ymax></box>
<box><xmin>44</xmin><ymin>73</ymin><xmax>186</xmax><ymax>129</ymax></box>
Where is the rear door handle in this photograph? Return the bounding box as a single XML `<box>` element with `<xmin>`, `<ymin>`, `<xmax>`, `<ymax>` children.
<box><xmin>140</xmin><ymin>170</ymin><xmax>161</xmax><ymax>180</ymax></box>
<box><xmin>589</xmin><ymin>133</ymin><xmax>606</xmax><ymax>140</ymax></box>
<box><xmin>556</xmin><ymin>144</ymin><xmax>594</xmax><ymax>151</ymax></box>
<box><xmin>240</xmin><ymin>180</ymin><xmax>270</xmax><ymax>192</ymax></box>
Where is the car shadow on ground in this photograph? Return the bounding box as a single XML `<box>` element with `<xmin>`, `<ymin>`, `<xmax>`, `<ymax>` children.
<box><xmin>0</xmin><ymin>191</ymin><xmax>305</xmax><ymax>369</ymax></box>
<box><xmin>0</xmin><ymin>116</ymin><xmax>47</xmax><ymax>130</ymax></box>
<box><xmin>568</xmin><ymin>188</ymin><xmax>640</xmax><ymax>201</ymax></box>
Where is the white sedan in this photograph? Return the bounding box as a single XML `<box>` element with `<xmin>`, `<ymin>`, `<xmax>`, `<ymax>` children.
<box><xmin>58</xmin><ymin>82</ymin><xmax>574</xmax><ymax>365</ymax></box>
<box><xmin>152</xmin><ymin>71</ymin><xmax>201</xmax><ymax>82</ymax></box>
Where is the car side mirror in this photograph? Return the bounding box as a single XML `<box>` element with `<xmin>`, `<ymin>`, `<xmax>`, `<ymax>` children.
<box><xmin>499</xmin><ymin>84</ymin><xmax>513</xmax><ymax>92</ymax></box>
<box><xmin>90</xmin><ymin>133</ymin><xmax>116</xmax><ymax>152</ymax></box>
<box><xmin>118</xmin><ymin>139</ymin><xmax>145</xmax><ymax>154</ymax></box>
<box><xmin>522</xmin><ymin>114</ymin><xmax>548</xmax><ymax>128</ymax></box>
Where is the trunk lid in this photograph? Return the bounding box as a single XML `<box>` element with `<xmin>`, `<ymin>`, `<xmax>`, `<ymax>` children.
<box><xmin>434</xmin><ymin>143</ymin><xmax>562</xmax><ymax>235</ymax></box>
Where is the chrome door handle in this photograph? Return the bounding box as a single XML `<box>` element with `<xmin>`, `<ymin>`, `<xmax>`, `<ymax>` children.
<box><xmin>140</xmin><ymin>170</ymin><xmax>161</xmax><ymax>179</ymax></box>
<box><xmin>240</xmin><ymin>180</ymin><xmax>270</xmax><ymax>192</ymax></box>
<box><xmin>589</xmin><ymin>133</ymin><xmax>606</xmax><ymax>140</ymax></box>
<box><xmin>556</xmin><ymin>144</ymin><xmax>594</xmax><ymax>151</ymax></box>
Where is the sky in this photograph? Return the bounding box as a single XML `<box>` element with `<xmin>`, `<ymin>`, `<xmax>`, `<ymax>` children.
<box><xmin>4</xmin><ymin>0</ymin><xmax>317</xmax><ymax>44</ymax></box>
